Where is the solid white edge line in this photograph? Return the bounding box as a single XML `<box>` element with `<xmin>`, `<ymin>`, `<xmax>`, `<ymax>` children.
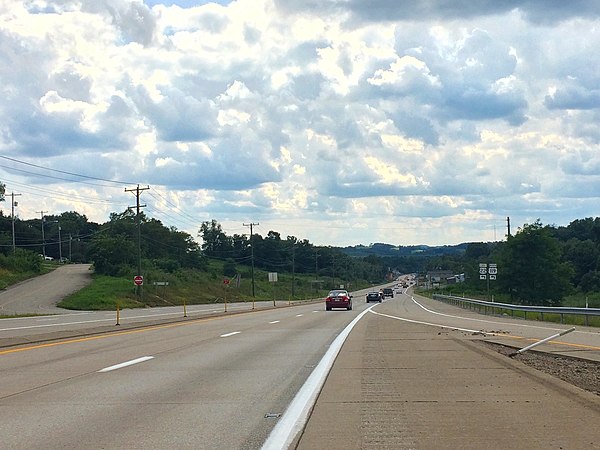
<box><xmin>369</xmin><ymin>309</ymin><xmax>486</xmax><ymax>334</ymax></box>
<box><xmin>261</xmin><ymin>304</ymin><xmax>377</xmax><ymax>450</ymax></box>
<box><xmin>269</xmin><ymin>321</ymin><xmax>280</xmax><ymax>324</ymax></box>
<box><xmin>98</xmin><ymin>356</ymin><xmax>154</xmax><ymax>373</ymax></box>
<box><xmin>220</xmin><ymin>331</ymin><xmax>241</xmax><ymax>337</ymax></box>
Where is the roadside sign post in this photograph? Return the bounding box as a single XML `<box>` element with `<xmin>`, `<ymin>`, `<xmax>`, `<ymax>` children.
<box><xmin>223</xmin><ymin>278</ymin><xmax>230</xmax><ymax>312</ymax></box>
<box><xmin>269</xmin><ymin>272</ymin><xmax>278</xmax><ymax>306</ymax></box>
<box><xmin>479</xmin><ymin>263</ymin><xmax>498</xmax><ymax>301</ymax></box>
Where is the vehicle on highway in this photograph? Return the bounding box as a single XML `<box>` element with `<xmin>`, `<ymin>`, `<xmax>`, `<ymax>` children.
<box><xmin>325</xmin><ymin>289</ymin><xmax>353</xmax><ymax>310</ymax></box>
<box><xmin>366</xmin><ymin>292</ymin><xmax>382</xmax><ymax>303</ymax></box>
<box><xmin>382</xmin><ymin>288</ymin><xmax>394</xmax><ymax>298</ymax></box>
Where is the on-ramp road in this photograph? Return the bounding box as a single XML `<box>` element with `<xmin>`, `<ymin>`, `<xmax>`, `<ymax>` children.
<box><xmin>0</xmin><ymin>264</ymin><xmax>92</xmax><ymax>315</ymax></box>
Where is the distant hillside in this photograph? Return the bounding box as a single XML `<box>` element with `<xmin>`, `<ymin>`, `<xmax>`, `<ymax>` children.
<box><xmin>341</xmin><ymin>242</ymin><xmax>469</xmax><ymax>258</ymax></box>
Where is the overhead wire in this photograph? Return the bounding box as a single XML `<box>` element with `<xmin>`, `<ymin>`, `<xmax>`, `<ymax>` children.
<box><xmin>0</xmin><ymin>155</ymin><xmax>133</xmax><ymax>185</ymax></box>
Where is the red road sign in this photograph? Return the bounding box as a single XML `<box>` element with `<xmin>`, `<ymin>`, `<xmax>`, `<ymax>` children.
<box><xmin>134</xmin><ymin>275</ymin><xmax>144</xmax><ymax>286</ymax></box>
<box><xmin>223</xmin><ymin>279</ymin><xmax>230</xmax><ymax>285</ymax></box>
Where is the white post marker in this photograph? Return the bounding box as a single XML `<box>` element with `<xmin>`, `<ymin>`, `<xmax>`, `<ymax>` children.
<box><xmin>509</xmin><ymin>327</ymin><xmax>576</xmax><ymax>357</ymax></box>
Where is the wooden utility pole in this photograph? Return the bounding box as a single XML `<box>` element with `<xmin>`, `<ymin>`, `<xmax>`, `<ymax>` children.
<box><xmin>243</xmin><ymin>222</ymin><xmax>259</xmax><ymax>297</ymax></box>
<box><xmin>37</xmin><ymin>210</ymin><xmax>48</xmax><ymax>257</ymax></box>
<box><xmin>125</xmin><ymin>185</ymin><xmax>149</xmax><ymax>297</ymax></box>
<box><xmin>11</xmin><ymin>192</ymin><xmax>22</xmax><ymax>253</ymax></box>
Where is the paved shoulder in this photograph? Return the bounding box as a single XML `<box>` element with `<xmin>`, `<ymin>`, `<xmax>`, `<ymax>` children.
<box><xmin>296</xmin><ymin>306</ymin><xmax>600</xmax><ymax>449</ymax></box>
<box><xmin>0</xmin><ymin>264</ymin><xmax>93</xmax><ymax>315</ymax></box>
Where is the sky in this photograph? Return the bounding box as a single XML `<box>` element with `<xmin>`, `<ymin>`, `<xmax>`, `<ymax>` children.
<box><xmin>1</xmin><ymin>1</ymin><xmax>600</xmax><ymax>247</ymax></box>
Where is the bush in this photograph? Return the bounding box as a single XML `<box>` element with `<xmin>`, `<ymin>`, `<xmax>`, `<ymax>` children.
<box><xmin>0</xmin><ymin>250</ymin><xmax>42</xmax><ymax>273</ymax></box>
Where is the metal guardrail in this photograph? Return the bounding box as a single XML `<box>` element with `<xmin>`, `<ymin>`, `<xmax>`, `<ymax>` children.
<box><xmin>432</xmin><ymin>294</ymin><xmax>600</xmax><ymax>326</ymax></box>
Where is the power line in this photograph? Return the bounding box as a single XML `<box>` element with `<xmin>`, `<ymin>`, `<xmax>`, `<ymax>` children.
<box><xmin>1</xmin><ymin>177</ymin><xmax>127</xmax><ymax>206</ymax></box>
<box><xmin>0</xmin><ymin>155</ymin><xmax>133</xmax><ymax>185</ymax></box>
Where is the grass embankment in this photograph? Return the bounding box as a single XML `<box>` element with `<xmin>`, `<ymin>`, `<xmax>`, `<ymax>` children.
<box><xmin>0</xmin><ymin>263</ymin><xmax>55</xmax><ymax>290</ymax></box>
<box><xmin>418</xmin><ymin>287</ymin><xmax>600</xmax><ymax>327</ymax></box>
<box><xmin>58</xmin><ymin>259</ymin><xmax>373</xmax><ymax>311</ymax></box>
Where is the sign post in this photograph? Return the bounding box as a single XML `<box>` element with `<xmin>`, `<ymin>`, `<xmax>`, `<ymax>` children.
<box><xmin>269</xmin><ymin>272</ymin><xmax>278</xmax><ymax>306</ymax></box>
<box><xmin>223</xmin><ymin>278</ymin><xmax>229</xmax><ymax>312</ymax></box>
<box><xmin>479</xmin><ymin>263</ymin><xmax>498</xmax><ymax>301</ymax></box>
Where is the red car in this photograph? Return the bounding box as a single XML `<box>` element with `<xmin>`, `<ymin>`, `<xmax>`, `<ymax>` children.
<box><xmin>325</xmin><ymin>289</ymin><xmax>353</xmax><ymax>311</ymax></box>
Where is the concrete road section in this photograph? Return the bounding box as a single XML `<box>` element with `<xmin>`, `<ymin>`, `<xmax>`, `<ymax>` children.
<box><xmin>296</xmin><ymin>302</ymin><xmax>600</xmax><ymax>449</ymax></box>
<box><xmin>0</xmin><ymin>264</ymin><xmax>92</xmax><ymax>315</ymax></box>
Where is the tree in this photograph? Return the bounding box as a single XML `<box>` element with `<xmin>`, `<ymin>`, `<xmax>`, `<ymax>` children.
<box><xmin>497</xmin><ymin>220</ymin><xmax>572</xmax><ymax>306</ymax></box>
<box><xmin>562</xmin><ymin>238</ymin><xmax>599</xmax><ymax>287</ymax></box>
<box><xmin>198</xmin><ymin>220</ymin><xmax>232</xmax><ymax>258</ymax></box>
<box><xmin>88</xmin><ymin>234</ymin><xmax>137</xmax><ymax>276</ymax></box>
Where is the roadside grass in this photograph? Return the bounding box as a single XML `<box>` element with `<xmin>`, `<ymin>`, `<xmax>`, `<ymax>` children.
<box><xmin>0</xmin><ymin>313</ymin><xmax>52</xmax><ymax>319</ymax></box>
<box><xmin>418</xmin><ymin>287</ymin><xmax>600</xmax><ymax>328</ymax></box>
<box><xmin>0</xmin><ymin>264</ymin><xmax>55</xmax><ymax>290</ymax></box>
<box><xmin>57</xmin><ymin>262</ymin><xmax>374</xmax><ymax>311</ymax></box>
<box><xmin>58</xmin><ymin>275</ymin><xmax>144</xmax><ymax>310</ymax></box>
<box><xmin>563</xmin><ymin>292</ymin><xmax>600</xmax><ymax>308</ymax></box>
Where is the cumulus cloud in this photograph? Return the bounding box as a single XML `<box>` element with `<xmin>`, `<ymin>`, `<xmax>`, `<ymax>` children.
<box><xmin>1</xmin><ymin>0</ymin><xmax>600</xmax><ymax>246</ymax></box>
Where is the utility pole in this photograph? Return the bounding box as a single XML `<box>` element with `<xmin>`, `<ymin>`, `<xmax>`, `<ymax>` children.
<box><xmin>57</xmin><ymin>220</ymin><xmax>62</xmax><ymax>261</ymax></box>
<box><xmin>125</xmin><ymin>185</ymin><xmax>149</xmax><ymax>297</ymax></box>
<box><xmin>507</xmin><ymin>216</ymin><xmax>511</xmax><ymax>239</ymax></box>
<box><xmin>37</xmin><ymin>210</ymin><xmax>48</xmax><ymax>257</ymax></box>
<box><xmin>291</xmin><ymin>244</ymin><xmax>295</xmax><ymax>298</ymax></box>
<box><xmin>243</xmin><ymin>222</ymin><xmax>259</xmax><ymax>297</ymax></box>
<box><xmin>11</xmin><ymin>192</ymin><xmax>22</xmax><ymax>253</ymax></box>
<box><xmin>332</xmin><ymin>254</ymin><xmax>336</xmax><ymax>289</ymax></box>
<box><xmin>314</xmin><ymin>248</ymin><xmax>319</xmax><ymax>293</ymax></box>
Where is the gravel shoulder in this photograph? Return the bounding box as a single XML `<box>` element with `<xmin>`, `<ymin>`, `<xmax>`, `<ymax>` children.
<box><xmin>481</xmin><ymin>340</ymin><xmax>600</xmax><ymax>396</ymax></box>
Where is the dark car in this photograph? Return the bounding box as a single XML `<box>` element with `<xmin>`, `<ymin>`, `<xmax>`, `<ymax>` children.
<box><xmin>325</xmin><ymin>289</ymin><xmax>352</xmax><ymax>311</ymax></box>
<box><xmin>366</xmin><ymin>292</ymin><xmax>382</xmax><ymax>303</ymax></box>
<box><xmin>382</xmin><ymin>288</ymin><xmax>394</xmax><ymax>298</ymax></box>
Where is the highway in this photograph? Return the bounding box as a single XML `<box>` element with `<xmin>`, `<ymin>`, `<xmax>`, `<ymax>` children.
<box><xmin>0</xmin><ymin>298</ymin><xmax>367</xmax><ymax>449</ymax></box>
<box><xmin>1</xmin><ymin>283</ymin><xmax>599</xmax><ymax>449</ymax></box>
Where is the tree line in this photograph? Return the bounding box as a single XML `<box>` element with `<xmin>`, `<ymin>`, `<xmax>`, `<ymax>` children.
<box><xmin>2</xmin><ymin>182</ymin><xmax>600</xmax><ymax>305</ymax></box>
<box><xmin>403</xmin><ymin>218</ymin><xmax>600</xmax><ymax>306</ymax></box>
<box><xmin>0</xmin><ymin>207</ymin><xmax>386</xmax><ymax>286</ymax></box>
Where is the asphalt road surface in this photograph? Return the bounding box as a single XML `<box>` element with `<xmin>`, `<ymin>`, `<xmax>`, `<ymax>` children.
<box><xmin>0</xmin><ymin>301</ymin><xmax>364</xmax><ymax>449</ymax></box>
<box><xmin>1</xmin><ymin>282</ymin><xmax>599</xmax><ymax>449</ymax></box>
<box><xmin>0</xmin><ymin>264</ymin><xmax>92</xmax><ymax>315</ymax></box>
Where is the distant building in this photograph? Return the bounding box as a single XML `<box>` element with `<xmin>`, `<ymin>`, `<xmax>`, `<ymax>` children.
<box><xmin>426</xmin><ymin>270</ymin><xmax>456</xmax><ymax>288</ymax></box>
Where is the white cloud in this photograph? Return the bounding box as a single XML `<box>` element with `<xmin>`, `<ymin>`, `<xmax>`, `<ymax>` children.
<box><xmin>2</xmin><ymin>0</ymin><xmax>600</xmax><ymax>246</ymax></box>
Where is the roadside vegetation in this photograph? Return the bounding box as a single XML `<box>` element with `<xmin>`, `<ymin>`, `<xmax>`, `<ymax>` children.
<box><xmin>3</xmin><ymin>187</ymin><xmax>600</xmax><ymax>315</ymax></box>
<box><xmin>0</xmin><ymin>249</ymin><xmax>47</xmax><ymax>290</ymax></box>
<box><xmin>58</xmin><ymin>262</ymin><xmax>373</xmax><ymax>311</ymax></box>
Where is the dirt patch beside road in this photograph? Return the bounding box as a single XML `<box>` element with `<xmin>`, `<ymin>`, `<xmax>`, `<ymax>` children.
<box><xmin>481</xmin><ymin>341</ymin><xmax>600</xmax><ymax>396</ymax></box>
